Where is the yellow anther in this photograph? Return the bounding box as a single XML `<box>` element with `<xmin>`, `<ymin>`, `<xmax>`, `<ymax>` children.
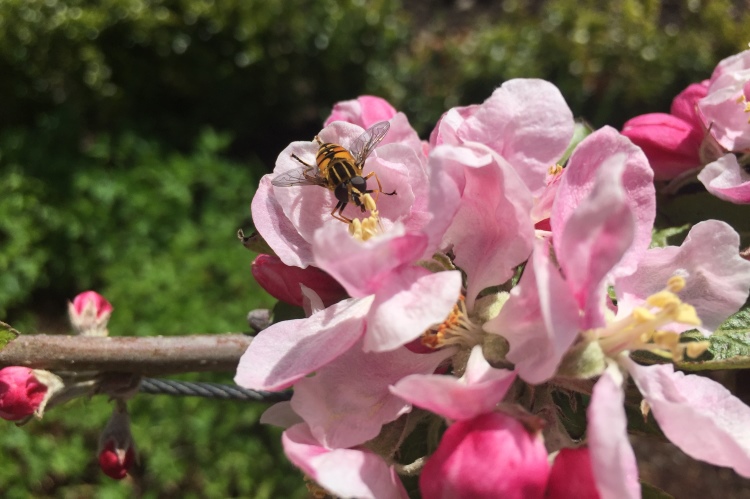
<box><xmin>548</xmin><ymin>164</ymin><xmax>564</xmax><ymax>176</ymax></box>
<box><xmin>653</xmin><ymin>330</ymin><xmax>680</xmax><ymax>350</ymax></box>
<box><xmin>646</xmin><ymin>290</ymin><xmax>679</xmax><ymax>309</ymax></box>
<box><xmin>666</xmin><ymin>275</ymin><xmax>686</xmax><ymax>293</ymax></box>
<box><xmin>632</xmin><ymin>307</ymin><xmax>656</xmax><ymax>323</ymax></box>
<box><xmin>362</xmin><ymin>193</ymin><xmax>377</xmax><ymax>212</ymax></box>
<box><xmin>685</xmin><ymin>341</ymin><xmax>710</xmax><ymax>359</ymax></box>
<box><xmin>675</xmin><ymin>303</ymin><xmax>701</xmax><ymax>326</ymax></box>
<box><xmin>736</xmin><ymin>94</ymin><xmax>746</xmax><ymax>104</ymax></box>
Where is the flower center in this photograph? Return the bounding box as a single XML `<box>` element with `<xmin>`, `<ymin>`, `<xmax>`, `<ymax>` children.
<box><xmin>596</xmin><ymin>276</ymin><xmax>708</xmax><ymax>361</ymax></box>
<box><xmin>348</xmin><ymin>193</ymin><xmax>382</xmax><ymax>241</ymax></box>
<box><xmin>421</xmin><ymin>294</ymin><xmax>484</xmax><ymax>349</ymax></box>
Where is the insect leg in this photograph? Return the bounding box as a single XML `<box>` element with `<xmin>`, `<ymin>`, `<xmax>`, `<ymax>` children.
<box><xmin>331</xmin><ymin>201</ymin><xmax>353</xmax><ymax>224</ymax></box>
<box><xmin>362</xmin><ymin>172</ymin><xmax>397</xmax><ymax>203</ymax></box>
<box><xmin>290</xmin><ymin>154</ymin><xmax>320</xmax><ymax>182</ymax></box>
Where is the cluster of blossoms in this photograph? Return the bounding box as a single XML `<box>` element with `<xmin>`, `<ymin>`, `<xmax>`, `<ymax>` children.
<box><xmin>0</xmin><ymin>291</ymin><xmax>136</xmax><ymax>480</ymax></box>
<box><xmin>237</xmin><ymin>50</ymin><xmax>750</xmax><ymax>497</ymax></box>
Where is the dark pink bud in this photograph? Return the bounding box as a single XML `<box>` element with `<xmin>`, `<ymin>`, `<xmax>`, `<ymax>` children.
<box><xmin>670</xmin><ymin>81</ymin><xmax>709</xmax><ymax>124</ymax></box>
<box><xmin>69</xmin><ymin>291</ymin><xmax>114</xmax><ymax>336</ymax></box>
<box><xmin>545</xmin><ymin>447</ymin><xmax>600</xmax><ymax>499</ymax></box>
<box><xmin>98</xmin><ymin>405</ymin><xmax>135</xmax><ymax>480</ymax></box>
<box><xmin>251</xmin><ymin>254</ymin><xmax>347</xmax><ymax>308</ymax></box>
<box><xmin>0</xmin><ymin>367</ymin><xmax>51</xmax><ymax>420</ymax></box>
<box><xmin>420</xmin><ymin>412</ymin><xmax>550</xmax><ymax>499</ymax></box>
<box><xmin>621</xmin><ymin>113</ymin><xmax>703</xmax><ymax>180</ymax></box>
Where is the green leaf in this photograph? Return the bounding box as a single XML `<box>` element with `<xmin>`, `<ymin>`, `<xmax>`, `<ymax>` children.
<box><xmin>650</xmin><ymin>224</ymin><xmax>690</xmax><ymax>248</ymax></box>
<box><xmin>560</xmin><ymin>120</ymin><xmax>594</xmax><ymax>164</ymax></box>
<box><xmin>641</xmin><ymin>481</ymin><xmax>675</xmax><ymax>499</ymax></box>
<box><xmin>0</xmin><ymin>321</ymin><xmax>19</xmax><ymax>350</ymax></box>
<box><xmin>676</xmin><ymin>308</ymin><xmax>750</xmax><ymax>371</ymax></box>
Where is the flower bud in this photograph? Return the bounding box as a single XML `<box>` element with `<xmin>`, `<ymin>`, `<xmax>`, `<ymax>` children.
<box><xmin>0</xmin><ymin>367</ymin><xmax>63</xmax><ymax>421</ymax></box>
<box><xmin>545</xmin><ymin>447</ymin><xmax>600</xmax><ymax>499</ymax></box>
<box><xmin>68</xmin><ymin>291</ymin><xmax>113</xmax><ymax>336</ymax></box>
<box><xmin>98</xmin><ymin>404</ymin><xmax>135</xmax><ymax>479</ymax></box>
<box><xmin>420</xmin><ymin>412</ymin><xmax>550</xmax><ymax>499</ymax></box>
<box><xmin>251</xmin><ymin>254</ymin><xmax>347</xmax><ymax>308</ymax></box>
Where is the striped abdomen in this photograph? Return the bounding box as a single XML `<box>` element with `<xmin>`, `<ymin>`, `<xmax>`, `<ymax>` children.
<box><xmin>316</xmin><ymin>143</ymin><xmax>361</xmax><ymax>190</ymax></box>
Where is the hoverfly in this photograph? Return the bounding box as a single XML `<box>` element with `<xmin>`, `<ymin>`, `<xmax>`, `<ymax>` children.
<box><xmin>271</xmin><ymin>121</ymin><xmax>397</xmax><ymax>223</ymax></box>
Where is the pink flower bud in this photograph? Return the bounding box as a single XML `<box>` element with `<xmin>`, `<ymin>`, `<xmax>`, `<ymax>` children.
<box><xmin>420</xmin><ymin>412</ymin><xmax>550</xmax><ymax>499</ymax></box>
<box><xmin>670</xmin><ymin>81</ymin><xmax>709</xmax><ymax>124</ymax></box>
<box><xmin>545</xmin><ymin>447</ymin><xmax>600</xmax><ymax>499</ymax></box>
<box><xmin>251</xmin><ymin>254</ymin><xmax>347</xmax><ymax>308</ymax></box>
<box><xmin>68</xmin><ymin>291</ymin><xmax>113</xmax><ymax>336</ymax></box>
<box><xmin>324</xmin><ymin>95</ymin><xmax>397</xmax><ymax>128</ymax></box>
<box><xmin>98</xmin><ymin>405</ymin><xmax>135</xmax><ymax>480</ymax></box>
<box><xmin>621</xmin><ymin>113</ymin><xmax>703</xmax><ymax>180</ymax></box>
<box><xmin>0</xmin><ymin>367</ymin><xmax>62</xmax><ymax>420</ymax></box>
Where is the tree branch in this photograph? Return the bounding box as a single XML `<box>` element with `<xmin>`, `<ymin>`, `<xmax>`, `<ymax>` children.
<box><xmin>0</xmin><ymin>334</ymin><xmax>253</xmax><ymax>376</ymax></box>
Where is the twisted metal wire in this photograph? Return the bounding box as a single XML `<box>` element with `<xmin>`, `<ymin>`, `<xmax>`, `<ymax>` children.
<box><xmin>139</xmin><ymin>377</ymin><xmax>291</xmax><ymax>403</ymax></box>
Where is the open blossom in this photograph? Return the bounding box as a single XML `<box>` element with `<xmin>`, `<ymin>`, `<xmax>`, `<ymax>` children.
<box><xmin>622</xmin><ymin>49</ymin><xmax>750</xmax><ymax>201</ymax></box>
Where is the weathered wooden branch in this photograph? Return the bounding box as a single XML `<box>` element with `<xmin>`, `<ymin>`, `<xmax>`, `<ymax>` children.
<box><xmin>0</xmin><ymin>334</ymin><xmax>253</xmax><ymax>376</ymax></box>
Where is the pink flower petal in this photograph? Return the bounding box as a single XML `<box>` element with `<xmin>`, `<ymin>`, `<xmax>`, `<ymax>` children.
<box><xmin>260</xmin><ymin>402</ymin><xmax>303</xmax><ymax>429</ymax></box>
<box><xmin>283</xmin><ymin>423</ymin><xmax>408</xmax><ymax>499</ymax></box>
<box><xmin>420</xmin><ymin>412</ymin><xmax>550</xmax><ymax>499</ymax></box>
<box><xmin>554</xmin><ymin>150</ymin><xmax>636</xmax><ymax>328</ymax></box>
<box><xmin>699</xmin><ymin>50</ymin><xmax>750</xmax><ymax>152</ymax></box>
<box><xmin>251</xmin><ymin>175</ymin><xmax>315</xmax><ymax>268</ymax></box>
<box><xmin>457</xmin><ymin>79</ymin><xmax>575</xmax><ymax>193</ymax></box>
<box><xmin>621</xmin><ymin>113</ymin><xmax>702</xmax><ymax>180</ymax></box>
<box><xmin>313</xmin><ymin>225</ymin><xmax>428</xmax><ymax>299</ymax></box>
<box><xmin>614</xmin><ymin>220</ymin><xmax>750</xmax><ymax>334</ymax></box>
<box><xmin>432</xmin><ymin>143</ymin><xmax>535</xmax><ymax>308</ymax></box>
<box><xmin>364</xmin><ymin>268</ymin><xmax>462</xmax><ymax>352</ymax></box>
<box><xmin>429</xmin><ymin>105</ymin><xmax>480</xmax><ymax>148</ymax></box>
<box><xmin>484</xmin><ymin>240</ymin><xmax>581</xmax><ymax>384</ymax></box>
<box><xmin>552</xmin><ymin>126</ymin><xmax>655</xmax><ymax>283</ymax></box>
<box><xmin>325</xmin><ymin>95</ymin><xmax>397</xmax><ymax>128</ymax></box>
<box><xmin>234</xmin><ymin>297</ymin><xmax>372</xmax><ymax>391</ymax></box>
<box><xmin>698</xmin><ymin>154</ymin><xmax>750</xmax><ymax>204</ymax></box>
<box><xmin>291</xmin><ymin>342</ymin><xmax>454</xmax><ymax>448</ymax></box>
<box><xmin>627</xmin><ymin>359</ymin><xmax>750</xmax><ymax>478</ymax></box>
<box><xmin>390</xmin><ymin>345</ymin><xmax>516</xmax><ymax>420</ymax></box>
<box><xmin>587</xmin><ymin>363</ymin><xmax>640</xmax><ymax>499</ymax></box>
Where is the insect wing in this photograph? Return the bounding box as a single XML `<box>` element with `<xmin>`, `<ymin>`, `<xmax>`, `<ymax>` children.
<box><xmin>271</xmin><ymin>165</ymin><xmax>327</xmax><ymax>187</ymax></box>
<box><xmin>350</xmin><ymin>121</ymin><xmax>390</xmax><ymax>165</ymax></box>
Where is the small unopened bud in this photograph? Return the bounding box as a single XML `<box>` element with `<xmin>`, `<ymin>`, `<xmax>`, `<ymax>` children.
<box><xmin>0</xmin><ymin>367</ymin><xmax>63</xmax><ymax>421</ymax></box>
<box><xmin>98</xmin><ymin>403</ymin><xmax>136</xmax><ymax>480</ymax></box>
<box><xmin>69</xmin><ymin>291</ymin><xmax>113</xmax><ymax>336</ymax></box>
<box><xmin>545</xmin><ymin>447</ymin><xmax>601</xmax><ymax>498</ymax></box>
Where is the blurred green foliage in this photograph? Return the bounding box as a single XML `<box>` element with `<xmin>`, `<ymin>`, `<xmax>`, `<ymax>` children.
<box><xmin>0</xmin><ymin>0</ymin><xmax>748</xmax><ymax>496</ymax></box>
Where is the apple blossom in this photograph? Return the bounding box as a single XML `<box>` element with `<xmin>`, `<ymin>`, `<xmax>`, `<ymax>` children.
<box><xmin>98</xmin><ymin>403</ymin><xmax>136</xmax><ymax>480</ymax></box>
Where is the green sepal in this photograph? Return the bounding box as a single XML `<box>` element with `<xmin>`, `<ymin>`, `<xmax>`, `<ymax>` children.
<box><xmin>237</xmin><ymin>228</ymin><xmax>276</xmax><ymax>255</ymax></box>
<box><xmin>0</xmin><ymin>321</ymin><xmax>19</xmax><ymax>350</ymax></box>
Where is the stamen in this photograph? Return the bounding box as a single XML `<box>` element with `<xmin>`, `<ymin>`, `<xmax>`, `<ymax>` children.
<box><xmin>597</xmin><ymin>276</ymin><xmax>703</xmax><ymax>361</ymax></box>
<box><xmin>348</xmin><ymin>193</ymin><xmax>382</xmax><ymax>242</ymax></box>
<box><xmin>421</xmin><ymin>295</ymin><xmax>484</xmax><ymax>349</ymax></box>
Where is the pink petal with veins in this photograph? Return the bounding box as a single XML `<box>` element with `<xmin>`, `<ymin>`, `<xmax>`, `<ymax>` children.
<box><xmin>587</xmin><ymin>363</ymin><xmax>640</xmax><ymax>499</ymax></box>
<box><xmin>552</xmin><ymin>126</ymin><xmax>654</xmax><ymax>282</ymax></box>
<box><xmin>614</xmin><ymin>220</ymin><xmax>750</xmax><ymax>334</ymax></box>
<box><xmin>390</xmin><ymin>345</ymin><xmax>516</xmax><ymax>420</ymax></box>
<box><xmin>627</xmin><ymin>359</ymin><xmax>750</xmax><ymax>478</ymax></box>
<box><xmin>365</xmin><ymin>267</ymin><xmax>462</xmax><ymax>352</ymax></box>
<box><xmin>283</xmin><ymin>423</ymin><xmax>408</xmax><ymax>499</ymax></box>
<box><xmin>291</xmin><ymin>341</ymin><xmax>454</xmax><ymax>448</ymax></box>
<box><xmin>234</xmin><ymin>296</ymin><xmax>372</xmax><ymax>391</ymax></box>
<box><xmin>698</xmin><ymin>154</ymin><xmax>750</xmax><ymax>204</ymax></box>
<box><xmin>485</xmin><ymin>239</ymin><xmax>581</xmax><ymax>384</ymax></box>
